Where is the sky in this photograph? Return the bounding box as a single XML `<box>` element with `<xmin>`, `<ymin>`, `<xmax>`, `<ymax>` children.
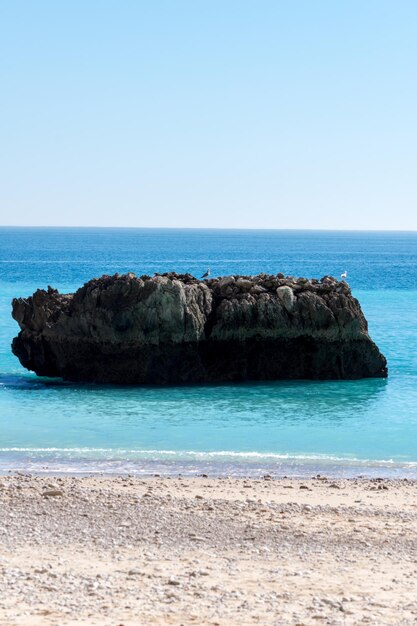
<box><xmin>0</xmin><ymin>1</ymin><xmax>416</xmax><ymax>229</ymax></box>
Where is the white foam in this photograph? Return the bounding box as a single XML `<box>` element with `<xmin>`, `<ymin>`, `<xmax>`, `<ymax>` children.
<box><xmin>1</xmin><ymin>447</ymin><xmax>416</xmax><ymax>468</ymax></box>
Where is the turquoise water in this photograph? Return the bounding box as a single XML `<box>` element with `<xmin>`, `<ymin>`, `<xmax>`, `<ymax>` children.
<box><xmin>1</xmin><ymin>228</ymin><xmax>417</xmax><ymax>477</ymax></box>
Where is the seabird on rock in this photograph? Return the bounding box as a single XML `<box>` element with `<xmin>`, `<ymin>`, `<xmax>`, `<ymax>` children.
<box><xmin>341</xmin><ymin>270</ymin><xmax>348</xmax><ymax>280</ymax></box>
<box><xmin>201</xmin><ymin>268</ymin><xmax>211</xmax><ymax>279</ymax></box>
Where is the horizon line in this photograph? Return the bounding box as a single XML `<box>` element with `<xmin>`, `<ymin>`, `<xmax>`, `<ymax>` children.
<box><xmin>1</xmin><ymin>225</ymin><xmax>417</xmax><ymax>233</ymax></box>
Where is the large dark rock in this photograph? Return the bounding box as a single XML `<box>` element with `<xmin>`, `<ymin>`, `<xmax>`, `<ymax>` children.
<box><xmin>11</xmin><ymin>272</ymin><xmax>387</xmax><ymax>383</ymax></box>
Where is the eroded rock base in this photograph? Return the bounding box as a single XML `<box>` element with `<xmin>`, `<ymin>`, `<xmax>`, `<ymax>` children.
<box><xmin>13</xmin><ymin>335</ymin><xmax>386</xmax><ymax>383</ymax></box>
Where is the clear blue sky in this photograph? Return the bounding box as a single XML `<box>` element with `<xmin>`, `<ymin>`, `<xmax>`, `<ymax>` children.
<box><xmin>1</xmin><ymin>1</ymin><xmax>416</xmax><ymax>229</ymax></box>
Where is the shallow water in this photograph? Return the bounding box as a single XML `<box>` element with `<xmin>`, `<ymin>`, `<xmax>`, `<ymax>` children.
<box><xmin>1</xmin><ymin>228</ymin><xmax>417</xmax><ymax>476</ymax></box>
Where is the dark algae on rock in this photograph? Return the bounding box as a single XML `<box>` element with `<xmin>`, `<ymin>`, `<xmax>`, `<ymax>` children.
<box><xmin>11</xmin><ymin>272</ymin><xmax>387</xmax><ymax>384</ymax></box>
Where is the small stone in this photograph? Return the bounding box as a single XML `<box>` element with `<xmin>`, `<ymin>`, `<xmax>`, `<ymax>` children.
<box><xmin>42</xmin><ymin>490</ymin><xmax>63</xmax><ymax>497</ymax></box>
<box><xmin>128</xmin><ymin>568</ymin><xmax>142</xmax><ymax>576</ymax></box>
<box><xmin>189</xmin><ymin>535</ymin><xmax>206</xmax><ymax>542</ymax></box>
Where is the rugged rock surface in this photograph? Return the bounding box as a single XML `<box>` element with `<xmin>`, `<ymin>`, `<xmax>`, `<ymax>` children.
<box><xmin>11</xmin><ymin>272</ymin><xmax>387</xmax><ymax>383</ymax></box>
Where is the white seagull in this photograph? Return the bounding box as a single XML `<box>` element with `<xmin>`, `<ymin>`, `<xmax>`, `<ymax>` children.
<box><xmin>341</xmin><ymin>270</ymin><xmax>348</xmax><ymax>280</ymax></box>
<box><xmin>201</xmin><ymin>268</ymin><xmax>211</xmax><ymax>279</ymax></box>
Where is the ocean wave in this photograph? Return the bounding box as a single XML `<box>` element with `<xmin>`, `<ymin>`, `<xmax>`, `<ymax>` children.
<box><xmin>1</xmin><ymin>447</ymin><xmax>417</xmax><ymax>468</ymax></box>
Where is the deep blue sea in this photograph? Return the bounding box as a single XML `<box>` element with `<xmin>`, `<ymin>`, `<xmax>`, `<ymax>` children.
<box><xmin>1</xmin><ymin>227</ymin><xmax>417</xmax><ymax>477</ymax></box>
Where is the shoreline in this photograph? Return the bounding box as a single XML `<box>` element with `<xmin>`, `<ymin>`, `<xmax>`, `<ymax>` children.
<box><xmin>1</xmin><ymin>454</ymin><xmax>417</xmax><ymax>480</ymax></box>
<box><xmin>1</xmin><ymin>474</ymin><xmax>417</xmax><ymax>625</ymax></box>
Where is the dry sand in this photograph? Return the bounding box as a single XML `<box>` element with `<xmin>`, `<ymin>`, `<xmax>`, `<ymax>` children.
<box><xmin>0</xmin><ymin>474</ymin><xmax>416</xmax><ymax>625</ymax></box>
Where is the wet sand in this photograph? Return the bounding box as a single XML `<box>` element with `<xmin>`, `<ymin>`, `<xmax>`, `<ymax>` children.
<box><xmin>1</xmin><ymin>474</ymin><xmax>416</xmax><ymax>625</ymax></box>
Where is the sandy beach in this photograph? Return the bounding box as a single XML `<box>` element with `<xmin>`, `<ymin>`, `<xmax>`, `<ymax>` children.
<box><xmin>0</xmin><ymin>474</ymin><xmax>416</xmax><ymax>626</ymax></box>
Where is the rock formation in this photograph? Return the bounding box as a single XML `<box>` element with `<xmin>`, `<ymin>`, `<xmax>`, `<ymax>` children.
<box><xmin>11</xmin><ymin>272</ymin><xmax>387</xmax><ymax>383</ymax></box>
